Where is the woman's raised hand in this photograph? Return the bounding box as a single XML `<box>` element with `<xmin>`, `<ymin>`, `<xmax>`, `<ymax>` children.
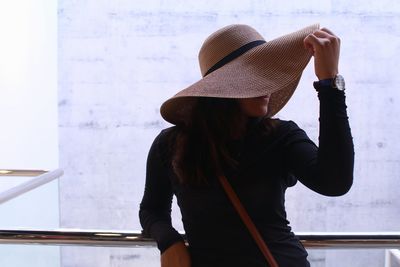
<box><xmin>303</xmin><ymin>28</ymin><xmax>341</xmax><ymax>80</ymax></box>
<box><xmin>161</xmin><ymin>241</ymin><xmax>191</xmax><ymax>267</ymax></box>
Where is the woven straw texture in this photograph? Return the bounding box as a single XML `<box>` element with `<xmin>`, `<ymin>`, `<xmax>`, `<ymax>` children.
<box><xmin>161</xmin><ymin>23</ymin><xmax>319</xmax><ymax>125</ymax></box>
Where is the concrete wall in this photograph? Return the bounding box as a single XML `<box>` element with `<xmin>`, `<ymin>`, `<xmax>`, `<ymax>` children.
<box><xmin>58</xmin><ymin>1</ymin><xmax>400</xmax><ymax>266</ymax></box>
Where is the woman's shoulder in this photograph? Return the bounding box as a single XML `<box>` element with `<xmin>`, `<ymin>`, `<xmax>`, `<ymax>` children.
<box><xmin>274</xmin><ymin>118</ymin><xmax>301</xmax><ymax>129</ymax></box>
<box><xmin>152</xmin><ymin>125</ymin><xmax>179</xmax><ymax>149</ymax></box>
<box><xmin>270</xmin><ymin>118</ymin><xmax>313</xmax><ymax>147</ymax></box>
<box><xmin>262</xmin><ymin>118</ymin><xmax>309</xmax><ymax>145</ymax></box>
<box><xmin>149</xmin><ymin>126</ymin><xmax>179</xmax><ymax>164</ymax></box>
<box><xmin>265</xmin><ymin>118</ymin><xmax>302</xmax><ymax>135</ymax></box>
<box><xmin>158</xmin><ymin>125</ymin><xmax>178</xmax><ymax>139</ymax></box>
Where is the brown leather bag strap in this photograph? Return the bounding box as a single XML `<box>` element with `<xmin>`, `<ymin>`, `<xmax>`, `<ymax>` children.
<box><xmin>219</xmin><ymin>175</ymin><xmax>279</xmax><ymax>267</ymax></box>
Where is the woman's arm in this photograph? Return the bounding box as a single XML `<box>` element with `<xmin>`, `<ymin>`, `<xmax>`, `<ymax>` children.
<box><xmin>283</xmin><ymin>89</ymin><xmax>354</xmax><ymax>196</ymax></box>
<box><xmin>139</xmin><ymin>132</ymin><xmax>184</xmax><ymax>253</ymax></box>
<box><xmin>283</xmin><ymin>27</ymin><xmax>354</xmax><ymax>196</ymax></box>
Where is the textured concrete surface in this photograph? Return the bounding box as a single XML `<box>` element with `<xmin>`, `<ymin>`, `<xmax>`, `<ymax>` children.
<box><xmin>58</xmin><ymin>1</ymin><xmax>400</xmax><ymax>266</ymax></box>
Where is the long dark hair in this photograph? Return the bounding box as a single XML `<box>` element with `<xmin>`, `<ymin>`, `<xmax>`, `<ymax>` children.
<box><xmin>171</xmin><ymin>97</ymin><xmax>277</xmax><ymax>185</ymax></box>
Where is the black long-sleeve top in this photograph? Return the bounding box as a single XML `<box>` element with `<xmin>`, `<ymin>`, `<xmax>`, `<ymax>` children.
<box><xmin>139</xmin><ymin>88</ymin><xmax>354</xmax><ymax>267</ymax></box>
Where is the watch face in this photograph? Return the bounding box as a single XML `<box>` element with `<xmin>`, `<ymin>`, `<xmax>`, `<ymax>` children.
<box><xmin>334</xmin><ymin>75</ymin><xmax>345</xmax><ymax>90</ymax></box>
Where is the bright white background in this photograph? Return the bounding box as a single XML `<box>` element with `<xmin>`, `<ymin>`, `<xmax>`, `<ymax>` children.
<box><xmin>0</xmin><ymin>0</ymin><xmax>58</xmax><ymax>169</ymax></box>
<box><xmin>0</xmin><ymin>1</ymin><xmax>59</xmax><ymax>267</ymax></box>
<box><xmin>0</xmin><ymin>1</ymin><xmax>399</xmax><ymax>267</ymax></box>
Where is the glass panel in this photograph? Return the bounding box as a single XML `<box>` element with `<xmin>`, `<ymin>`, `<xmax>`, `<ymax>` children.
<box><xmin>0</xmin><ymin>179</ymin><xmax>59</xmax><ymax>228</ymax></box>
<box><xmin>0</xmin><ymin>245</ymin><xmax>159</xmax><ymax>267</ymax></box>
<box><xmin>0</xmin><ymin>179</ymin><xmax>60</xmax><ymax>267</ymax></box>
<box><xmin>0</xmin><ymin>175</ymin><xmax>33</xmax><ymax>194</ymax></box>
<box><xmin>307</xmin><ymin>249</ymin><xmax>387</xmax><ymax>267</ymax></box>
<box><xmin>0</xmin><ymin>245</ymin><xmax>60</xmax><ymax>267</ymax></box>
<box><xmin>61</xmin><ymin>247</ymin><xmax>159</xmax><ymax>267</ymax></box>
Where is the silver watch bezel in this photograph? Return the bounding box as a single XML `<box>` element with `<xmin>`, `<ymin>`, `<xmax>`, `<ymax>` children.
<box><xmin>333</xmin><ymin>74</ymin><xmax>345</xmax><ymax>91</ymax></box>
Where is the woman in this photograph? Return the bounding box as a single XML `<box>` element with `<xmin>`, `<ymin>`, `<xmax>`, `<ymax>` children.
<box><xmin>139</xmin><ymin>24</ymin><xmax>354</xmax><ymax>267</ymax></box>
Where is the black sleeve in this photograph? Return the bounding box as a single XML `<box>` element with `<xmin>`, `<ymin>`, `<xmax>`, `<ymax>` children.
<box><xmin>139</xmin><ymin>132</ymin><xmax>184</xmax><ymax>253</ymax></box>
<box><xmin>283</xmin><ymin>88</ymin><xmax>355</xmax><ymax>196</ymax></box>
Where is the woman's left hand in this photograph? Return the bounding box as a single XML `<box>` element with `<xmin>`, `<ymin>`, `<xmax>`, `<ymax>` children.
<box><xmin>161</xmin><ymin>241</ymin><xmax>191</xmax><ymax>267</ymax></box>
<box><xmin>303</xmin><ymin>28</ymin><xmax>341</xmax><ymax>80</ymax></box>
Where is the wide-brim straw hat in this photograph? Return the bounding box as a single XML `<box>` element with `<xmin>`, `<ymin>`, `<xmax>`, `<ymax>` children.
<box><xmin>160</xmin><ymin>23</ymin><xmax>320</xmax><ymax>125</ymax></box>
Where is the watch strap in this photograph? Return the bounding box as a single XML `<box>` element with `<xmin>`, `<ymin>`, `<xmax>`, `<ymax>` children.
<box><xmin>313</xmin><ymin>75</ymin><xmax>345</xmax><ymax>91</ymax></box>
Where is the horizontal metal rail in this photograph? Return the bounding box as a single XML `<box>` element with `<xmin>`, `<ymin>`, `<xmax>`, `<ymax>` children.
<box><xmin>0</xmin><ymin>169</ymin><xmax>48</xmax><ymax>176</ymax></box>
<box><xmin>0</xmin><ymin>229</ymin><xmax>399</xmax><ymax>249</ymax></box>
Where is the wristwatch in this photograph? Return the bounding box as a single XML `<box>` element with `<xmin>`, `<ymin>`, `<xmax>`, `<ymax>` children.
<box><xmin>313</xmin><ymin>74</ymin><xmax>345</xmax><ymax>91</ymax></box>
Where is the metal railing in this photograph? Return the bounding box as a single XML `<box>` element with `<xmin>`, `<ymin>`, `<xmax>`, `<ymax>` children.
<box><xmin>0</xmin><ymin>169</ymin><xmax>48</xmax><ymax>176</ymax></box>
<box><xmin>0</xmin><ymin>169</ymin><xmax>63</xmax><ymax>205</ymax></box>
<box><xmin>0</xmin><ymin>229</ymin><xmax>399</xmax><ymax>249</ymax></box>
<box><xmin>1</xmin><ymin>170</ymin><xmax>398</xmax><ymax>249</ymax></box>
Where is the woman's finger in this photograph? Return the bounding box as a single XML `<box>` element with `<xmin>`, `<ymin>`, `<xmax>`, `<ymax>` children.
<box><xmin>304</xmin><ymin>28</ymin><xmax>341</xmax><ymax>80</ymax></box>
<box><xmin>313</xmin><ymin>30</ymin><xmax>340</xmax><ymax>45</ymax></box>
<box><xmin>313</xmin><ymin>30</ymin><xmax>333</xmax><ymax>39</ymax></box>
<box><xmin>320</xmin><ymin>27</ymin><xmax>336</xmax><ymax>37</ymax></box>
<box><xmin>303</xmin><ymin>33</ymin><xmax>322</xmax><ymax>51</ymax></box>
